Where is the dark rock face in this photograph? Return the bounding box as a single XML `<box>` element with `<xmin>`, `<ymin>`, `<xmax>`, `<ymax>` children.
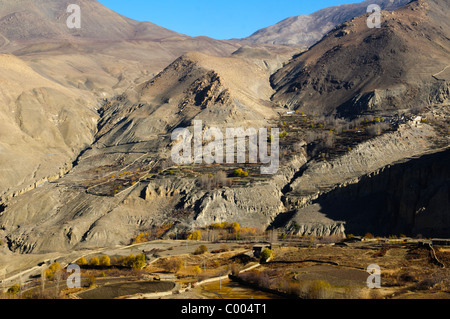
<box><xmin>300</xmin><ymin>148</ymin><xmax>450</xmax><ymax>237</ymax></box>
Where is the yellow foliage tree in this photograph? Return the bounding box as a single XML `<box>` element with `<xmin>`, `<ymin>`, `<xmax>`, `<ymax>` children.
<box><xmin>44</xmin><ymin>262</ymin><xmax>62</xmax><ymax>280</ymax></box>
<box><xmin>89</xmin><ymin>257</ymin><xmax>100</xmax><ymax>266</ymax></box>
<box><xmin>77</xmin><ymin>257</ymin><xmax>88</xmax><ymax>266</ymax></box>
<box><xmin>99</xmin><ymin>255</ymin><xmax>111</xmax><ymax>267</ymax></box>
<box><xmin>231</xmin><ymin>222</ymin><xmax>240</xmax><ymax>233</ymax></box>
<box><xmin>192</xmin><ymin>266</ymin><xmax>202</xmax><ymax>275</ymax></box>
<box><xmin>188</xmin><ymin>230</ymin><xmax>202</xmax><ymax>241</ymax></box>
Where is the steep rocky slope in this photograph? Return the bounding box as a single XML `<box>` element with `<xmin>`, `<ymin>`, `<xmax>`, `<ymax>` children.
<box><xmin>285</xmin><ymin>146</ymin><xmax>450</xmax><ymax>238</ymax></box>
<box><xmin>0</xmin><ymin>0</ymin><xmax>244</xmax><ymax>201</ymax></box>
<box><xmin>0</xmin><ymin>49</ymin><xmax>294</xmax><ymax>253</ymax></box>
<box><xmin>245</xmin><ymin>0</ymin><xmax>411</xmax><ymax>47</ymax></box>
<box><xmin>0</xmin><ymin>0</ymin><xmax>448</xmax><ymax>258</ymax></box>
<box><xmin>0</xmin><ymin>54</ymin><xmax>98</xmax><ymax>202</ymax></box>
<box><xmin>0</xmin><ymin>0</ymin><xmax>242</xmax><ymax>98</ymax></box>
<box><xmin>281</xmin><ymin>118</ymin><xmax>449</xmax><ymax>237</ymax></box>
<box><xmin>271</xmin><ymin>0</ymin><xmax>450</xmax><ymax>118</ymax></box>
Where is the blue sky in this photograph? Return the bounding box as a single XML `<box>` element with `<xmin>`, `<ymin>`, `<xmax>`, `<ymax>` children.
<box><xmin>98</xmin><ymin>0</ymin><xmax>357</xmax><ymax>39</ymax></box>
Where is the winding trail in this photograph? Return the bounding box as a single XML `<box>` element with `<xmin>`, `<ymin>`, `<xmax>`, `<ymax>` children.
<box><xmin>428</xmin><ymin>243</ymin><xmax>445</xmax><ymax>268</ymax></box>
<box><xmin>432</xmin><ymin>64</ymin><xmax>450</xmax><ymax>79</ymax></box>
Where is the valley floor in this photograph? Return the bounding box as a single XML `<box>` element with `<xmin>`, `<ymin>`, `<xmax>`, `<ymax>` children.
<box><xmin>1</xmin><ymin>238</ymin><xmax>449</xmax><ymax>299</ymax></box>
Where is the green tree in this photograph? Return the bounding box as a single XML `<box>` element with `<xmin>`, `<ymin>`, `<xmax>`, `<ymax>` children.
<box><xmin>260</xmin><ymin>248</ymin><xmax>273</xmax><ymax>262</ymax></box>
<box><xmin>132</xmin><ymin>254</ymin><xmax>146</xmax><ymax>269</ymax></box>
<box><xmin>230</xmin><ymin>222</ymin><xmax>240</xmax><ymax>233</ymax></box>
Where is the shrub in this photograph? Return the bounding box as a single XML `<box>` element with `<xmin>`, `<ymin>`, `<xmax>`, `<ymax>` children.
<box><xmin>230</xmin><ymin>222</ymin><xmax>240</xmax><ymax>233</ymax></box>
<box><xmin>44</xmin><ymin>262</ymin><xmax>62</xmax><ymax>280</ymax></box>
<box><xmin>7</xmin><ymin>284</ymin><xmax>20</xmax><ymax>295</ymax></box>
<box><xmin>122</xmin><ymin>254</ymin><xmax>146</xmax><ymax>269</ymax></box>
<box><xmin>133</xmin><ymin>232</ymin><xmax>149</xmax><ymax>244</ymax></box>
<box><xmin>364</xmin><ymin>233</ymin><xmax>375</xmax><ymax>240</ymax></box>
<box><xmin>192</xmin><ymin>266</ymin><xmax>202</xmax><ymax>275</ymax></box>
<box><xmin>194</xmin><ymin>245</ymin><xmax>208</xmax><ymax>255</ymax></box>
<box><xmin>260</xmin><ymin>248</ymin><xmax>273</xmax><ymax>262</ymax></box>
<box><xmin>163</xmin><ymin>257</ymin><xmax>183</xmax><ymax>273</ymax></box>
<box><xmin>87</xmin><ymin>275</ymin><xmax>96</xmax><ymax>288</ymax></box>
<box><xmin>305</xmin><ymin>280</ymin><xmax>332</xmax><ymax>299</ymax></box>
<box><xmin>134</xmin><ymin>254</ymin><xmax>146</xmax><ymax>269</ymax></box>
<box><xmin>233</xmin><ymin>168</ymin><xmax>249</xmax><ymax>177</ymax></box>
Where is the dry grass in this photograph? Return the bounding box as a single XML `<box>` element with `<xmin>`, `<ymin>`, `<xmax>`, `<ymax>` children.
<box><xmin>257</xmin><ymin>245</ymin><xmax>450</xmax><ymax>299</ymax></box>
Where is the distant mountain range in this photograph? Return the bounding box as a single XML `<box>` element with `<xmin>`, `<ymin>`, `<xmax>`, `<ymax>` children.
<box><xmin>0</xmin><ymin>0</ymin><xmax>412</xmax><ymax>50</ymax></box>
<box><xmin>244</xmin><ymin>0</ymin><xmax>412</xmax><ymax>47</ymax></box>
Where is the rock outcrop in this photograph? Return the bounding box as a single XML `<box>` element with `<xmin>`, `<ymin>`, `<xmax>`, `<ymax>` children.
<box><xmin>271</xmin><ymin>0</ymin><xmax>450</xmax><ymax>118</ymax></box>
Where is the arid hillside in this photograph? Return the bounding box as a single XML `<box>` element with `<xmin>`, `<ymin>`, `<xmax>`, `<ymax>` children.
<box><xmin>0</xmin><ymin>0</ymin><xmax>448</xmax><ymax>259</ymax></box>
<box><xmin>244</xmin><ymin>0</ymin><xmax>411</xmax><ymax>47</ymax></box>
<box><xmin>271</xmin><ymin>0</ymin><xmax>450</xmax><ymax>118</ymax></box>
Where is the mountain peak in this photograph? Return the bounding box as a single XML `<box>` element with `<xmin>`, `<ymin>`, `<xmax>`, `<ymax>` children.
<box><xmin>0</xmin><ymin>0</ymin><xmax>181</xmax><ymax>50</ymax></box>
<box><xmin>245</xmin><ymin>0</ymin><xmax>412</xmax><ymax>47</ymax></box>
<box><xmin>270</xmin><ymin>0</ymin><xmax>450</xmax><ymax>117</ymax></box>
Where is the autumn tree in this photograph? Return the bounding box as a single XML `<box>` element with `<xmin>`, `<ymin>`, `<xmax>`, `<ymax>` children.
<box><xmin>77</xmin><ymin>257</ymin><xmax>88</xmax><ymax>266</ymax></box>
<box><xmin>99</xmin><ymin>255</ymin><xmax>111</xmax><ymax>267</ymax></box>
<box><xmin>89</xmin><ymin>257</ymin><xmax>100</xmax><ymax>266</ymax></box>
<box><xmin>188</xmin><ymin>230</ymin><xmax>202</xmax><ymax>241</ymax></box>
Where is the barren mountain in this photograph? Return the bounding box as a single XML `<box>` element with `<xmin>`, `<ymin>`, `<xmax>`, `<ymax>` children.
<box><xmin>271</xmin><ymin>0</ymin><xmax>450</xmax><ymax>118</ymax></box>
<box><xmin>0</xmin><ymin>0</ymin><xmax>242</xmax><ymax>97</ymax></box>
<box><xmin>0</xmin><ymin>0</ymin><xmax>181</xmax><ymax>48</ymax></box>
<box><xmin>0</xmin><ymin>47</ymin><xmax>290</xmax><ymax>253</ymax></box>
<box><xmin>0</xmin><ymin>0</ymin><xmax>448</xmax><ymax>267</ymax></box>
<box><xmin>0</xmin><ymin>54</ymin><xmax>98</xmax><ymax>202</ymax></box>
<box><xmin>0</xmin><ymin>0</ymin><xmax>246</xmax><ymax>202</ymax></box>
<box><xmin>245</xmin><ymin>0</ymin><xmax>412</xmax><ymax>47</ymax></box>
